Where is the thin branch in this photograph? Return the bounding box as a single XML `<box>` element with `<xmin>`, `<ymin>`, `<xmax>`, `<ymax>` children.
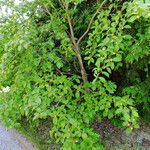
<box><xmin>77</xmin><ymin>0</ymin><xmax>107</xmax><ymax>45</ymax></box>
<box><xmin>58</xmin><ymin>0</ymin><xmax>64</xmax><ymax>8</ymax></box>
<box><xmin>61</xmin><ymin>1</ymin><xmax>88</xmax><ymax>83</ymax></box>
<box><xmin>43</xmin><ymin>4</ymin><xmax>52</xmax><ymax>16</ymax></box>
<box><xmin>56</xmin><ymin>68</ymin><xmax>63</xmax><ymax>75</ymax></box>
<box><xmin>65</xmin><ymin>4</ymin><xmax>77</xmax><ymax>48</ymax></box>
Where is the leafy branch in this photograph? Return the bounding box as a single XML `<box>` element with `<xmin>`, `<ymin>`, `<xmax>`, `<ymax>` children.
<box><xmin>63</xmin><ymin>2</ymin><xmax>88</xmax><ymax>83</ymax></box>
<box><xmin>77</xmin><ymin>0</ymin><xmax>107</xmax><ymax>45</ymax></box>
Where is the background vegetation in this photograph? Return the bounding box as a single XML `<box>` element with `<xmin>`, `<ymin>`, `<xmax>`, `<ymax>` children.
<box><xmin>0</xmin><ymin>0</ymin><xmax>149</xmax><ymax>149</ymax></box>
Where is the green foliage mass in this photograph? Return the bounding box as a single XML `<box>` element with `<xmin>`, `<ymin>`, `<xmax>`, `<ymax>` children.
<box><xmin>0</xmin><ymin>0</ymin><xmax>149</xmax><ymax>149</ymax></box>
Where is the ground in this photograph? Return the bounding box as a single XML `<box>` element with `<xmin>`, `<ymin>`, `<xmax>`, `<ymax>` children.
<box><xmin>92</xmin><ymin>118</ymin><xmax>150</xmax><ymax>150</ymax></box>
<box><xmin>0</xmin><ymin>124</ymin><xmax>36</xmax><ymax>150</ymax></box>
<box><xmin>0</xmin><ymin>119</ymin><xmax>149</xmax><ymax>150</ymax></box>
<box><xmin>21</xmin><ymin>118</ymin><xmax>150</xmax><ymax>150</ymax></box>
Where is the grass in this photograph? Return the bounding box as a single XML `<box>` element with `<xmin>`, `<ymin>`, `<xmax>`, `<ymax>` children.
<box><xmin>17</xmin><ymin>119</ymin><xmax>60</xmax><ymax>150</ymax></box>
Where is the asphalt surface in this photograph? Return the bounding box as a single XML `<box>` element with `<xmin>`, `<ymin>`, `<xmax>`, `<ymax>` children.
<box><xmin>0</xmin><ymin>125</ymin><xmax>36</xmax><ymax>150</ymax></box>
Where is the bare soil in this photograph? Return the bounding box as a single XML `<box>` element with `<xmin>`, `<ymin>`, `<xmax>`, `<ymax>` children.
<box><xmin>92</xmin><ymin>118</ymin><xmax>150</xmax><ymax>150</ymax></box>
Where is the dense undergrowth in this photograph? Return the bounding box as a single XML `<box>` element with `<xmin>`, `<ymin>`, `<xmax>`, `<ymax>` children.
<box><xmin>0</xmin><ymin>0</ymin><xmax>150</xmax><ymax>149</ymax></box>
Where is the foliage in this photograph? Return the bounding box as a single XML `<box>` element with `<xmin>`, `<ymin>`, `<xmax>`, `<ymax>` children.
<box><xmin>0</xmin><ymin>0</ymin><xmax>149</xmax><ymax>149</ymax></box>
<box><xmin>121</xmin><ymin>11</ymin><xmax>150</xmax><ymax>120</ymax></box>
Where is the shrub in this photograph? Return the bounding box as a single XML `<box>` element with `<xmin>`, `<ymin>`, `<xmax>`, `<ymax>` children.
<box><xmin>0</xmin><ymin>0</ymin><xmax>149</xmax><ymax>149</ymax></box>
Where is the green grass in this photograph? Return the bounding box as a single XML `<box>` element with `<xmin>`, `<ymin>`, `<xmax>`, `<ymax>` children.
<box><xmin>17</xmin><ymin>119</ymin><xmax>60</xmax><ymax>150</ymax></box>
<box><xmin>17</xmin><ymin>124</ymin><xmax>45</xmax><ymax>150</ymax></box>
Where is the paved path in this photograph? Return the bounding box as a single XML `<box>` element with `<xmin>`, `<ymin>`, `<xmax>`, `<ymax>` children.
<box><xmin>0</xmin><ymin>125</ymin><xmax>36</xmax><ymax>150</ymax></box>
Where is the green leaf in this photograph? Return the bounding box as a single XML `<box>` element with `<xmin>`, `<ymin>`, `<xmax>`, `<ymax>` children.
<box><xmin>82</xmin><ymin>133</ymin><xmax>88</xmax><ymax>139</ymax></box>
<box><xmin>128</xmin><ymin>15</ymin><xmax>137</xmax><ymax>22</ymax></box>
<box><xmin>99</xmin><ymin>77</ymin><xmax>106</xmax><ymax>83</ymax></box>
<box><xmin>108</xmin><ymin>112</ymin><xmax>113</xmax><ymax>119</ymax></box>
<box><xmin>110</xmin><ymin>62</ymin><xmax>114</xmax><ymax>70</ymax></box>
<box><xmin>115</xmin><ymin>108</ymin><xmax>122</xmax><ymax>114</ymax></box>
<box><xmin>125</xmin><ymin>127</ymin><xmax>133</xmax><ymax>135</ymax></box>
<box><xmin>75</xmin><ymin>92</ymin><xmax>80</xmax><ymax>98</ymax></box>
<box><xmin>106</xmin><ymin>68</ymin><xmax>111</xmax><ymax>73</ymax></box>
<box><xmin>102</xmin><ymin>71</ymin><xmax>110</xmax><ymax>77</ymax></box>
<box><xmin>113</xmin><ymin>56</ymin><xmax>122</xmax><ymax>62</ymax></box>
<box><xmin>132</xmin><ymin>110</ymin><xmax>139</xmax><ymax>117</ymax></box>
<box><xmin>124</xmin><ymin>25</ymin><xmax>131</xmax><ymax>29</ymax></box>
<box><xmin>69</xmin><ymin>118</ymin><xmax>78</xmax><ymax>127</ymax></box>
<box><xmin>56</xmin><ymin>61</ymin><xmax>63</xmax><ymax>69</ymax></box>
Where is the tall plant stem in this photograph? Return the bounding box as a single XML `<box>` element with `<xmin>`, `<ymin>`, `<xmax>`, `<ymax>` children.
<box><xmin>62</xmin><ymin>0</ymin><xmax>107</xmax><ymax>83</ymax></box>
<box><xmin>65</xmin><ymin>4</ymin><xmax>88</xmax><ymax>83</ymax></box>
